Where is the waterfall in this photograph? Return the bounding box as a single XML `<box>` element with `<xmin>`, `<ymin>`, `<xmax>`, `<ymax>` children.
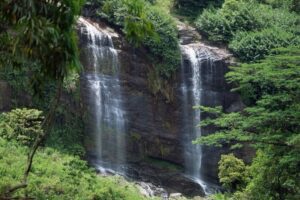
<box><xmin>180</xmin><ymin>44</ymin><xmax>218</xmax><ymax>194</ymax></box>
<box><xmin>78</xmin><ymin>17</ymin><xmax>126</xmax><ymax>174</ymax></box>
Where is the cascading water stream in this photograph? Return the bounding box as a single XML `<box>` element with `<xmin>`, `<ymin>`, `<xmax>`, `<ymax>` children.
<box><xmin>78</xmin><ymin>17</ymin><xmax>126</xmax><ymax>174</ymax></box>
<box><xmin>181</xmin><ymin>44</ymin><xmax>217</xmax><ymax>194</ymax></box>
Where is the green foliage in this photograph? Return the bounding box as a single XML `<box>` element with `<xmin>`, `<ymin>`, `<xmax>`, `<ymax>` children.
<box><xmin>144</xmin><ymin>7</ymin><xmax>181</xmax><ymax>77</ymax></box>
<box><xmin>259</xmin><ymin>0</ymin><xmax>300</xmax><ymax>13</ymax></box>
<box><xmin>194</xmin><ymin>9</ymin><xmax>231</xmax><ymax>42</ymax></box>
<box><xmin>0</xmin><ymin>0</ymin><xmax>85</xmax><ymax>92</ymax></box>
<box><xmin>239</xmin><ymin>150</ymin><xmax>300</xmax><ymax>200</ymax></box>
<box><xmin>102</xmin><ymin>0</ymin><xmax>157</xmax><ymax>47</ymax></box>
<box><xmin>99</xmin><ymin>0</ymin><xmax>180</xmax><ymax>77</ymax></box>
<box><xmin>0</xmin><ymin>138</ymin><xmax>147</xmax><ymax>200</ymax></box>
<box><xmin>63</xmin><ymin>72</ymin><xmax>80</xmax><ymax>93</ymax></box>
<box><xmin>195</xmin><ymin>0</ymin><xmax>264</xmax><ymax>43</ymax></box>
<box><xmin>0</xmin><ymin>53</ymin><xmax>85</xmax><ymax>156</ymax></box>
<box><xmin>229</xmin><ymin>28</ymin><xmax>300</xmax><ymax>61</ymax></box>
<box><xmin>47</xmin><ymin>71</ymin><xmax>85</xmax><ymax>157</ymax></box>
<box><xmin>123</xmin><ymin>0</ymin><xmax>156</xmax><ymax>47</ymax></box>
<box><xmin>194</xmin><ymin>0</ymin><xmax>300</xmax><ymax>61</ymax></box>
<box><xmin>46</xmin><ymin>111</ymin><xmax>85</xmax><ymax>157</ymax></box>
<box><xmin>102</xmin><ymin>0</ymin><xmax>156</xmax><ymax>46</ymax></box>
<box><xmin>218</xmin><ymin>154</ymin><xmax>249</xmax><ymax>191</ymax></box>
<box><xmin>209</xmin><ymin>193</ymin><xmax>230</xmax><ymax>200</ymax></box>
<box><xmin>195</xmin><ymin>47</ymin><xmax>300</xmax><ymax>199</ymax></box>
<box><xmin>0</xmin><ymin>60</ymin><xmax>35</xmax><ymax>97</ymax></box>
<box><xmin>175</xmin><ymin>0</ymin><xmax>224</xmax><ymax>18</ymax></box>
<box><xmin>0</xmin><ymin>108</ymin><xmax>44</xmax><ymax>146</ymax></box>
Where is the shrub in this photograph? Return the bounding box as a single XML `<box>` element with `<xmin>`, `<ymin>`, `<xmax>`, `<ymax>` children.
<box><xmin>195</xmin><ymin>0</ymin><xmax>300</xmax><ymax>61</ymax></box>
<box><xmin>221</xmin><ymin>0</ymin><xmax>264</xmax><ymax>32</ymax></box>
<box><xmin>259</xmin><ymin>0</ymin><xmax>300</xmax><ymax>13</ymax></box>
<box><xmin>229</xmin><ymin>28</ymin><xmax>300</xmax><ymax>61</ymax></box>
<box><xmin>195</xmin><ymin>0</ymin><xmax>265</xmax><ymax>42</ymax></box>
<box><xmin>0</xmin><ymin>108</ymin><xmax>44</xmax><ymax>146</ymax></box>
<box><xmin>194</xmin><ymin>9</ymin><xmax>231</xmax><ymax>42</ymax></box>
<box><xmin>144</xmin><ymin>7</ymin><xmax>181</xmax><ymax>77</ymax></box>
<box><xmin>218</xmin><ymin>154</ymin><xmax>249</xmax><ymax>192</ymax></box>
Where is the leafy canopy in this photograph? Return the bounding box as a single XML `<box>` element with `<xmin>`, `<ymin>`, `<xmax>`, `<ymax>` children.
<box><xmin>0</xmin><ymin>108</ymin><xmax>44</xmax><ymax>146</ymax></box>
<box><xmin>194</xmin><ymin>0</ymin><xmax>300</xmax><ymax>61</ymax></box>
<box><xmin>0</xmin><ymin>0</ymin><xmax>85</xmax><ymax>91</ymax></box>
<box><xmin>218</xmin><ymin>154</ymin><xmax>249</xmax><ymax>192</ymax></box>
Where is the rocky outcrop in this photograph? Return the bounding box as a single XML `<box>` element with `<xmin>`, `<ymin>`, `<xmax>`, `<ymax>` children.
<box><xmin>178</xmin><ymin>22</ymin><xmax>244</xmax><ymax>185</ymax></box>
<box><xmin>177</xmin><ymin>21</ymin><xmax>235</xmax><ymax>65</ymax></box>
<box><xmin>78</xmin><ymin>17</ymin><xmax>244</xmax><ymax>196</ymax></box>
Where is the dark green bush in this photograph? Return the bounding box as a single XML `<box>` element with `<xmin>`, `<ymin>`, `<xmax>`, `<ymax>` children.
<box><xmin>194</xmin><ymin>9</ymin><xmax>231</xmax><ymax>42</ymax></box>
<box><xmin>0</xmin><ymin>108</ymin><xmax>44</xmax><ymax>146</ymax></box>
<box><xmin>195</xmin><ymin>0</ymin><xmax>300</xmax><ymax>60</ymax></box>
<box><xmin>101</xmin><ymin>0</ymin><xmax>128</xmax><ymax>26</ymax></box>
<box><xmin>259</xmin><ymin>0</ymin><xmax>300</xmax><ymax>13</ymax></box>
<box><xmin>144</xmin><ymin>7</ymin><xmax>181</xmax><ymax>77</ymax></box>
<box><xmin>218</xmin><ymin>154</ymin><xmax>249</xmax><ymax>191</ymax></box>
<box><xmin>229</xmin><ymin>28</ymin><xmax>300</xmax><ymax>61</ymax></box>
<box><xmin>99</xmin><ymin>0</ymin><xmax>180</xmax><ymax>77</ymax></box>
<box><xmin>195</xmin><ymin>0</ymin><xmax>266</xmax><ymax>42</ymax></box>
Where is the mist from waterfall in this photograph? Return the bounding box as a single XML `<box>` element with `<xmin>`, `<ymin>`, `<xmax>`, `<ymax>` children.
<box><xmin>78</xmin><ymin>17</ymin><xmax>126</xmax><ymax>174</ymax></box>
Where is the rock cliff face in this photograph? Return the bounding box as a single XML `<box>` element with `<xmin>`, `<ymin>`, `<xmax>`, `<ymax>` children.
<box><xmin>78</xmin><ymin>17</ymin><xmax>243</xmax><ymax>195</ymax></box>
<box><xmin>0</xmin><ymin>81</ymin><xmax>11</xmax><ymax>112</ymax></box>
<box><xmin>177</xmin><ymin>22</ymin><xmax>245</xmax><ymax>185</ymax></box>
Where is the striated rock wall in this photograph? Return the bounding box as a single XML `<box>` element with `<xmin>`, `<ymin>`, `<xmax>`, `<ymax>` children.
<box><xmin>78</xmin><ymin>17</ymin><xmax>246</xmax><ymax>195</ymax></box>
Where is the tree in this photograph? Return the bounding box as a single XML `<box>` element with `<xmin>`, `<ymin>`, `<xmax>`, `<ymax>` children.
<box><xmin>0</xmin><ymin>108</ymin><xmax>44</xmax><ymax>146</ymax></box>
<box><xmin>218</xmin><ymin>154</ymin><xmax>249</xmax><ymax>192</ymax></box>
<box><xmin>0</xmin><ymin>0</ymin><xmax>84</xmax><ymax>197</ymax></box>
<box><xmin>195</xmin><ymin>47</ymin><xmax>300</xmax><ymax>199</ymax></box>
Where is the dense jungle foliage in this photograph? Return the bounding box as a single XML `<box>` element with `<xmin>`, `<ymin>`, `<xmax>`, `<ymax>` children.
<box><xmin>0</xmin><ymin>0</ymin><xmax>299</xmax><ymax>199</ymax></box>
<box><xmin>195</xmin><ymin>0</ymin><xmax>300</xmax><ymax>61</ymax></box>
<box><xmin>0</xmin><ymin>0</ymin><xmax>148</xmax><ymax>199</ymax></box>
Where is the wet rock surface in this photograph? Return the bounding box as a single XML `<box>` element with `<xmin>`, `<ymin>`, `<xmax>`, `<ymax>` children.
<box><xmin>78</xmin><ymin>17</ymin><xmax>243</xmax><ymax>196</ymax></box>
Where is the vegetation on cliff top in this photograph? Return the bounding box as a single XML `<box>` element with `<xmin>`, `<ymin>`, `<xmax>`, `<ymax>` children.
<box><xmin>95</xmin><ymin>0</ymin><xmax>181</xmax><ymax>78</ymax></box>
<box><xmin>195</xmin><ymin>0</ymin><xmax>300</xmax><ymax>61</ymax></box>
